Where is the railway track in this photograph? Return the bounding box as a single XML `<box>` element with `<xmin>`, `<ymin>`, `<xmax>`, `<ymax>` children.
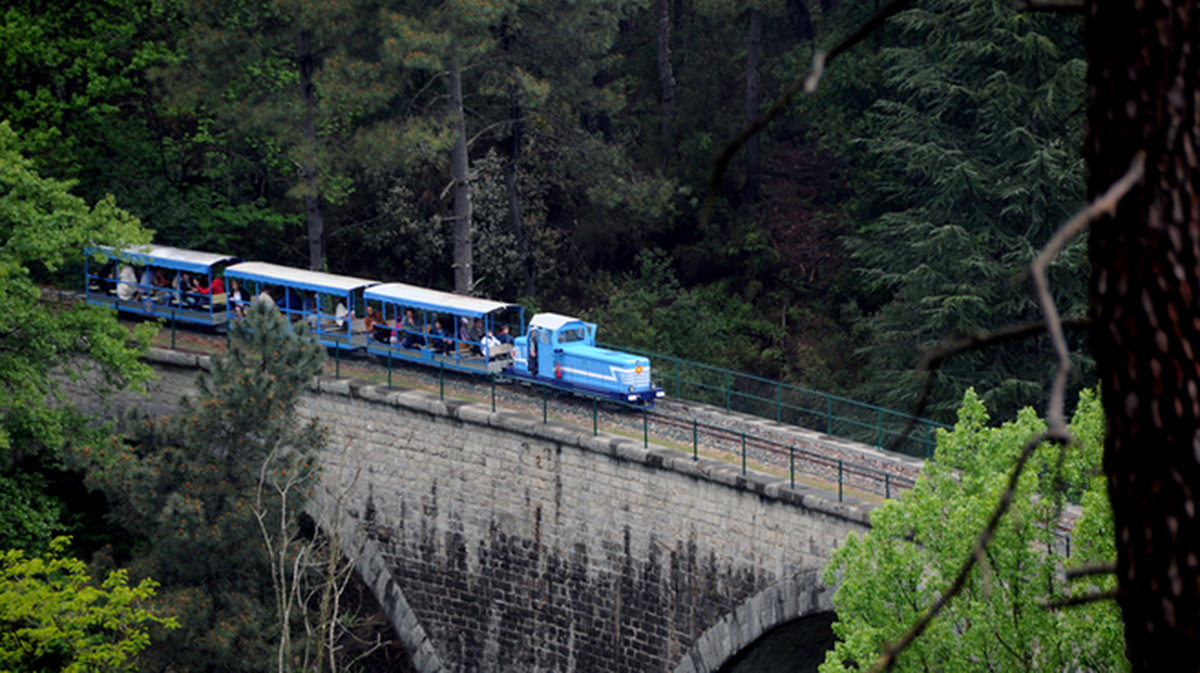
<box><xmin>45</xmin><ymin>286</ymin><xmax>920</xmax><ymax>505</ymax></box>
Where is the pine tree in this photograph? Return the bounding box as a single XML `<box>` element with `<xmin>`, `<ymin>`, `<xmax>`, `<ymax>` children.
<box><xmin>848</xmin><ymin>0</ymin><xmax>1087</xmax><ymax>422</ymax></box>
<box><xmin>86</xmin><ymin>302</ymin><xmax>326</xmax><ymax>671</ymax></box>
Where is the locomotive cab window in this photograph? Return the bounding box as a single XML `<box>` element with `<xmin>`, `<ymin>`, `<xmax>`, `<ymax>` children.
<box><xmin>558</xmin><ymin>328</ymin><xmax>586</xmax><ymax>344</ymax></box>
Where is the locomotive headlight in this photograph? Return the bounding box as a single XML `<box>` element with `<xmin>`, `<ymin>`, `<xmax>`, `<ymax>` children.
<box><xmin>627</xmin><ymin>394</ymin><xmax>638</xmax><ymax>401</ymax></box>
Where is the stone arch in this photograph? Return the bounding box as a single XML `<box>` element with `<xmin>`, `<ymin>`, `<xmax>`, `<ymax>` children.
<box><xmin>673</xmin><ymin>568</ymin><xmax>834</xmax><ymax>673</ymax></box>
<box><xmin>346</xmin><ymin>525</ymin><xmax>448</xmax><ymax>673</ymax></box>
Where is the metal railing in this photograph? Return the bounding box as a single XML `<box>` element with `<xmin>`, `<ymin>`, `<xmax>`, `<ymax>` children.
<box><xmin>603</xmin><ymin>344</ymin><xmax>951</xmax><ymax>458</ymax></box>
<box><xmin>369</xmin><ymin>358</ymin><xmax>917</xmax><ymax>503</ymax></box>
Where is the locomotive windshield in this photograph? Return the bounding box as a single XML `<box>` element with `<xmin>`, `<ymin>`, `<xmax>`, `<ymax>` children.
<box><xmin>558</xmin><ymin>327</ymin><xmax>587</xmax><ymax>343</ymax></box>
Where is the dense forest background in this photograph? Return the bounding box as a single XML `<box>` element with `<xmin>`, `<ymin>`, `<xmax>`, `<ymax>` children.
<box><xmin>2</xmin><ymin>0</ymin><xmax>1087</xmax><ymax>423</ymax></box>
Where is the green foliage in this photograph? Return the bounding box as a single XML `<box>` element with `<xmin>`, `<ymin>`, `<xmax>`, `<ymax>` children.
<box><xmin>0</xmin><ymin>537</ymin><xmax>176</xmax><ymax>672</ymax></box>
<box><xmin>844</xmin><ymin>0</ymin><xmax>1087</xmax><ymax>421</ymax></box>
<box><xmin>85</xmin><ymin>302</ymin><xmax>326</xmax><ymax>671</ymax></box>
<box><xmin>821</xmin><ymin>389</ymin><xmax>1126</xmax><ymax>672</ymax></box>
<box><xmin>0</xmin><ymin>120</ymin><xmax>156</xmax><ymax>456</ymax></box>
<box><xmin>0</xmin><ymin>121</ymin><xmax>154</xmax><ymax>557</ymax></box>
<box><xmin>0</xmin><ymin>0</ymin><xmax>173</xmax><ymax>174</ymax></box>
<box><xmin>586</xmin><ymin>249</ymin><xmax>761</xmax><ymax>366</ymax></box>
<box><xmin>0</xmin><ymin>471</ymin><xmax>65</xmax><ymax>555</ymax></box>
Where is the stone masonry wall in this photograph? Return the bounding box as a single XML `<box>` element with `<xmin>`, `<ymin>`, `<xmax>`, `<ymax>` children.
<box><xmin>61</xmin><ymin>349</ymin><xmax>874</xmax><ymax>672</ymax></box>
<box><xmin>305</xmin><ymin>377</ymin><xmax>871</xmax><ymax>673</ymax></box>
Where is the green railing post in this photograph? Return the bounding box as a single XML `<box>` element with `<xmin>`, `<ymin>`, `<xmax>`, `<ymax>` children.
<box><xmin>542</xmin><ymin>385</ymin><xmax>548</xmax><ymax>423</ymax></box>
<box><xmin>741</xmin><ymin>433</ymin><xmax>747</xmax><ymax>475</ymax></box>
<box><xmin>171</xmin><ymin>310</ymin><xmax>176</xmax><ymax>349</ymax></box>
<box><xmin>491</xmin><ymin>374</ymin><xmax>496</xmax><ymax>412</ymax></box>
<box><xmin>643</xmin><ymin>409</ymin><xmax>648</xmax><ymax>448</ymax></box>
<box><xmin>439</xmin><ymin>363</ymin><xmax>445</xmax><ymax>400</ymax></box>
<box><xmin>593</xmin><ymin>398</ymin><xmax>598</xmax><ymax>436</ymax></box>
<box><xmin>789</xmin><ymin>446</ymin><xmax>795</xmax><ymax>489</ymax></box>
<box><xmin>776</xmin><ymin>384</ymin><xmax>782</xmax><ymax>423</ymax></box>
<box><xmin>826</xmin><ymin>395</ymin><xmax>833</xmax><ymax>434</ymax></box>
<box><xmin>692</xmin><ymin>419</ymin><xmax>698</xmax><ymax>461</ymax></box>
<box><xmin>387</xmin><ymin>351</ymin><xmax>392</xmax><ymax>389</ymax></box>
<box><xmin>725</xmin><ymin>371</ymin><xmax>732</xmax><ymax>411</ymax></box>
<box><xmin>838</xmin><ymin>459</ymin><xmax>844</xmax><ymax>502</ymax></box>
<box><xmin>335</xmin><ymin>346</ymin><xmax>340</xmax><ymax>378</ymax></box>
<box><xmin>885</xmin><ymin>473</ymin><xmax>891</xmax><ymax>500</ymax></box>
<box><xmin>876</xmin><ymin>407</ymin><xmax>883</xmax><ymax>448</ymax></box>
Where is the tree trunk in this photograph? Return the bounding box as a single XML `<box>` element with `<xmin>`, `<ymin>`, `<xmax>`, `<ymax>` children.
<box><xmin>743</xmin><ymin>7</ymin><xmax>762</xmax><ymax>204</ymax></box>
<box><xmin>1086</xmin><ymin>1</ymin><xmax>1200</xmax><ymax>668</ymax></box>
<box><xmin>297</xmin><ymin>29</ymin><xmax>324</xmax><ymax>271</ymax></box>
<box><xmin>656</xmin><ymin>0</ymin><xmax>677</xmax><ymax>157</ymax></box>
<box><xmin>785</xmin><ymin>0</ymin><xmax>814</xmax><ymax>42</ymax></box>
<box><xmin>448</xmin><ymin>51</ymin><xmax>472</xmax><ymax>296</ymax></box>
<box><xmin>506</xmin><ymin>96</ymin><xmax>535</xmax><ymax>298</ymax></box>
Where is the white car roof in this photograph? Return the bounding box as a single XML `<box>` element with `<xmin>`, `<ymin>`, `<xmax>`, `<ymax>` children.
<box><xmin>225</xmin><ymin>262</ymin><xmax>378</xmax><ymax>294</ymax></box>
<box><xmin>364</xmin><ymin>283</ymin><xmax>519</xmax><ymax>316</ymax></box>
<box><xmin>93</xmin><ymin>245</ymin><xmax>241</xmax><ymax>274</ymax></box>
<box><xmin>529</xmin><ymin>313</ymin><xmax>589</xmax><ymax>331</ymax></box>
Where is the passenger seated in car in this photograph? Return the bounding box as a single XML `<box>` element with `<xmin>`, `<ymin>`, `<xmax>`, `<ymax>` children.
<box><xmin>496</xmin><ymin>324</ymin><xmax>514</xmax><ymax>345</ymax></box>
<box><xmin>481</xmin><ymin>330</ymin><xmax>502</xmax><ymax>359</ymax></box>
<box><xmin>364</xmin><ymin>306</ymin><xmax>383</xmax><ymax>340</ymax></box>
<box><xmin>152</xmin><ymin>269</ymin><xmax>172</xmax><ymax>303</ymax></box>
<box><xmin>430</xmin><ymin>319</ymin><xmax>451</xmax><ymax>354</ymax></box>
<box><xmin>400</xmin><ymin>309</ymin><xmax>425</xmax><ymax>348</ymax></box>
<box><xmin>93</xmin><ymin>261</ymin><xmax>117</xmax><ymax>295</ymax></box>
<box><xmin>140</xmin><ymin>266</ymin><xmax>155</xmax><ymax>299</ymax></box>
<box><xmin>181</xmin><ymin>272</ymin><xmax>204</xmax><ymax>309</ymax></box>
<box><xmin>255</xmin><ymin>287</ymin><xmax>277</xmax><ymax>308</ymax></box>
<box><xmin>117</xmin><ymin>264</ymin><xmax>139</xmax><ymax>301</ymax></box>
<box><xmin>229</xmin><ymin>279</ymin><xmax>247</xmax><ymax>318</ymax></box>
<box><xmin>467</xmin><ymin>318</ymin><xmax>486</xmax><ymax>355</ymax></box>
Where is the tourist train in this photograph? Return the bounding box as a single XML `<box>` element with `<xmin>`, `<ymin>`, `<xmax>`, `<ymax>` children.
<box><xmin>84</xmin><ymin>245</ymin><xmax>664</xmax><ymax>405</ymax></box>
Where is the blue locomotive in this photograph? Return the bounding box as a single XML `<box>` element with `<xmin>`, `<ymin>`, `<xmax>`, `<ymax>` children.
<box><xmin>85</xmin><ymin>245</ymin><xmax>664</xmax><ymax>406</ymax></box>
<box><xmin>509</xmin><ymin>313</ymin><xmax>664</xmax><ymax>405</ymax></box>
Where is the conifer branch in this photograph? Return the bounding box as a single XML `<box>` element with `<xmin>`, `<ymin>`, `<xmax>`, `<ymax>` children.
<box><xmin>1014</xmin><ymin>0</ymin><xmax>1085</xmax><ymax>12</ymax></box>
<box><xmin>883</xmin><ymin>318</ymin><xmax>1089</xmax><ymax>454</ymax></box>
<box><xmin>887</xmin><ymin>150</ymin><xmax>1146</xmax><ymax>451</ymax></box>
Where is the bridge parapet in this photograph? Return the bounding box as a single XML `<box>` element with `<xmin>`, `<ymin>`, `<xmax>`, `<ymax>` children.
<box><xmin>305</xmin><ymin>373</ymin><xmax>871</xmax><ymax>672</ymax></box>
<box><xmin>61</xmin><ymin>349</ymin><xmax>876</xmax><ymax>672</ymax></box>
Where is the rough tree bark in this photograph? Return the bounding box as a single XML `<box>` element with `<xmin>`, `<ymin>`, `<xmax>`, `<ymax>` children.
<box><xmin>743</xmin><ymin>6</ymin><xmax>762</xmax><ymax>204</ymax></box>
<box><xmin>656</xmin><ymin>0</ymin><xmax>677</xmax><ymax>157</ymax></box>
<box><xmin>448</xmin><ymin>51</ymin><xmax>473</xmax><ymax>296</ymax></box>
<box><xmin>506</xmin><ymin>96</ymin><xmax>535</xmax><ymax>298</ymax></box>
<box><xmin>1086</xmin><ymin>0</ymin><xmax>1200</xmax><ymax>668</ymax></box>
<box><xmin>786</xmin><ymin>0</ymin><xmax>815</xmax><ymax>41</ymax></box>
<box><xmin>297</xmin><ymin>28</ymin><xmax>325</xmax><ymax>272</ymax></box>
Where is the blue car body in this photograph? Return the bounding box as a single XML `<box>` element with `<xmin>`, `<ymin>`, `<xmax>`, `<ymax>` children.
<box><xmin>84</xmin><ymin>245</ymin><xmax>241</xmax><ymax>327</ymax></box>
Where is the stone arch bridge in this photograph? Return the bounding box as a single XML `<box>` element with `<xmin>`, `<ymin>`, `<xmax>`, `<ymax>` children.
<box><xmin>70</xmin><ymin>349</ymin><xmax>908</xmax><ymax>672</ymax></box>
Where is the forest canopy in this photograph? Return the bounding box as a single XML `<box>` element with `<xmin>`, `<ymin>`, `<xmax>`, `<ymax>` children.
<box><xmin>0</xmin><ymin>0</ymin><xmax>1090</xmax><ymax>424</ymax></box>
